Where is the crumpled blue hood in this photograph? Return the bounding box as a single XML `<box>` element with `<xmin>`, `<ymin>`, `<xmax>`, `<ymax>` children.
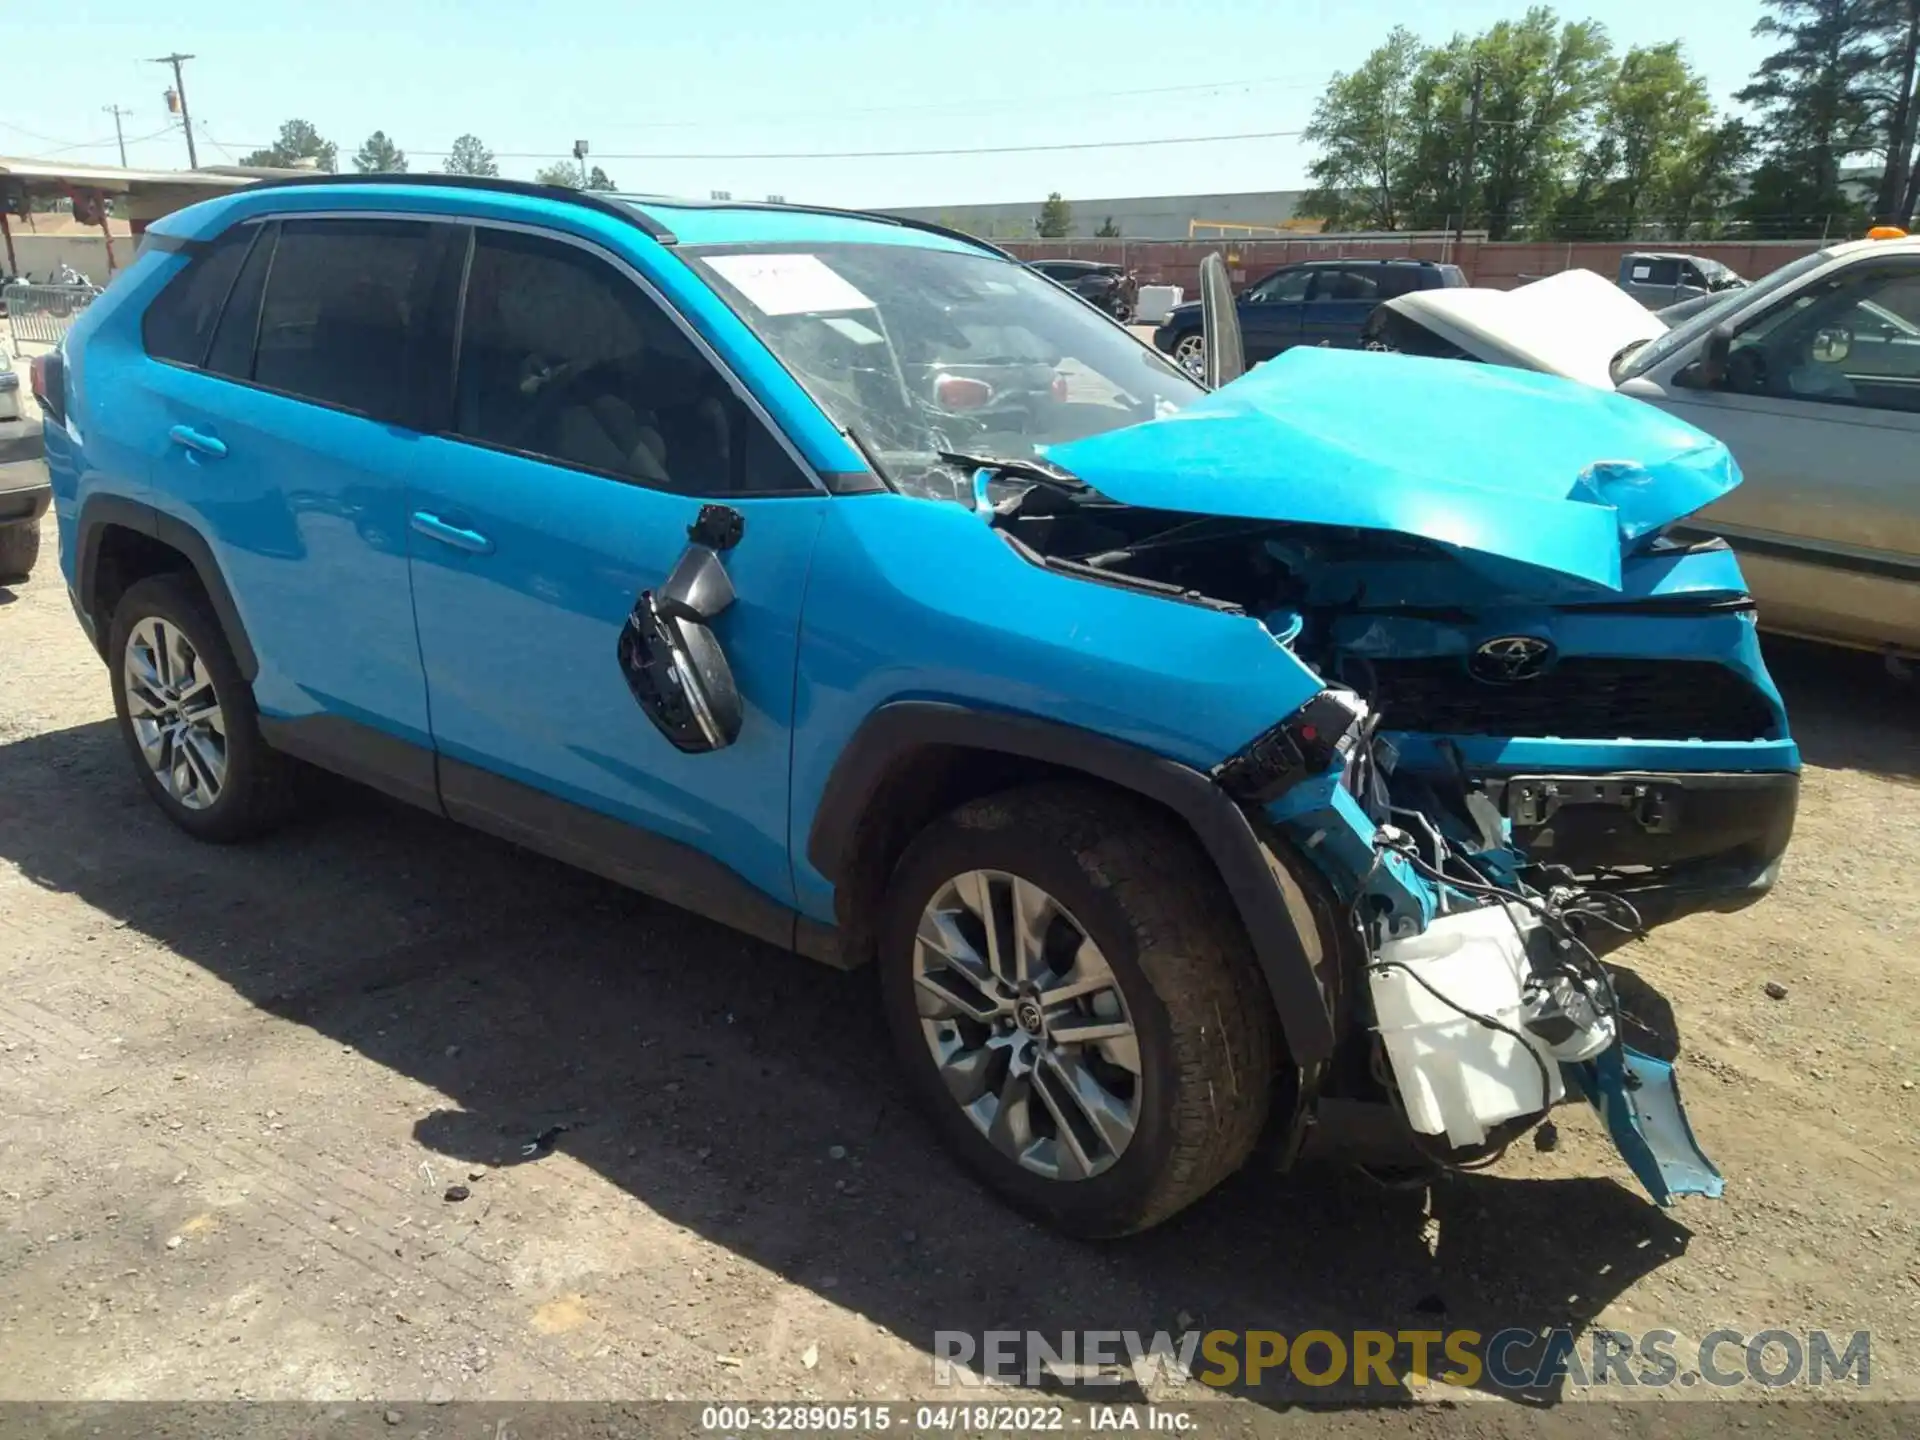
<box><xmin>1044</xmin><ymin>347</ymin><xmax>1740</xmax><ymax>591</ymax></box>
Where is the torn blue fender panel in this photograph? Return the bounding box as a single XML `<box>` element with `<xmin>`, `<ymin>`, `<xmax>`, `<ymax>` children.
<box><xmin>1572</xmin><ymin>1045</ymin><xmax>1724</xmax><ymax>1206</ymax></box>
<box><xmin>1044</xmin><ymin>348</ymin><xmax>1740</xmax><ymax>593</ymax></box>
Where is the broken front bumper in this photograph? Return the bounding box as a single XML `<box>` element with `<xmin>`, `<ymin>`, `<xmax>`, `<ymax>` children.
<box><xmin>1488</xmin><ymin>769</ymin><xmax>1799</xmax><ymax>926</ymax></box>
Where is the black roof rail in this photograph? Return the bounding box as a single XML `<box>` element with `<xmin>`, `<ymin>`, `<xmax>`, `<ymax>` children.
<box><xmin>629</xmin><ymin>196</ymin><xmax>1014</xmax><ymax>261</ymax></box>
<box><xmin>225</xmin><ymin>172</ymin><xmax>679</xmax><ymax>243</ymax></box>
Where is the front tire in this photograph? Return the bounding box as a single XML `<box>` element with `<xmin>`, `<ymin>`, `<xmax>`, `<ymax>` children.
<box><xmin>878</xmin><ymin>782</ymin><xmax>1277</xmax><ymax>1237</ymax></box>
<box><xmin>108</xmin><ymin>574</ymin><xmax>298</xmax><ymax>843</ymax></box>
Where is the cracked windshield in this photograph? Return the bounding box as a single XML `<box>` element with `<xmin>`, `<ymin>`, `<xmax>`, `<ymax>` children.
<box><xmin>687</xmin><ymin>243</ymin><xmax>1200</xmax><ymax>501</ymax></box>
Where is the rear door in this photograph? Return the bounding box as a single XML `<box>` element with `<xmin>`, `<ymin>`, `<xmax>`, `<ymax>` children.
<box><xmin>139</xmin><ymin>215</ymin><xmax>452</xmax><ymax>782</ymax></box>
<box><xmin>402</xmin><ymin>223</ymin><xmax>829</xmax><ymax>915</ymax></box>
<box><xmin>1298</xmin><ymin>265</ymin><xmax>1381</xmax><ymax>348</ymax></box>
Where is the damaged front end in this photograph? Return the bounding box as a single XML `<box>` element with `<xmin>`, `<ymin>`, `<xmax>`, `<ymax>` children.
<box><xmin>1215</xmin><ymin>688</ymin><xmax>1722</xmax><ymax>1205</ymax></box>
<box><xmin>959</xmin><ymin>347</ymin><xmax>1794</xmax><ymax>1203</ymax></box>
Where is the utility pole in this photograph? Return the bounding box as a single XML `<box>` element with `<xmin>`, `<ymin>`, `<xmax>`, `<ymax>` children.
<box><xmin>573</xmin><ymin>139</ymin><xmax>590</xmax><ymax>187</ymax></box>
<box><xmin>1452</xmin><ymin>63</ymin><xmax>1485</xmax><ymax>252</ymax></box>
<box><xmin>148</xmin><ymin>52</ymin><xmax>199</xmax><ymax>170</ymax></box>
<box><xmin>101</xmin><ymin>105</ymin><xmax>132</xmax><ymax>167</ymax></box>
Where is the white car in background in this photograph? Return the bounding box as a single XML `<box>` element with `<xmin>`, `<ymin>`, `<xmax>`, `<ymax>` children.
<box><xmin>1366</xmin><ymin>234</ymin><xmax>1920</xmax><ymax>660</ymax></box>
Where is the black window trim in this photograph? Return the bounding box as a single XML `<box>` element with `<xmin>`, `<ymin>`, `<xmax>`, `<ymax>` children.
<box><xmin>1697</xmin><ymin>254</ymin><xmax>1920</xmax><ymax>415</ymax></box>
<box><xmin>438</xmin><ymin>215</ymin><xmax>829</xmax><ymax>500</ymax></box>
<box><xmin>144</xmin><ymin>212</ymin><xmax>452</xmax><ymax>429</ymax></box>
<box><xmin>138</xmin><ymin>207</ymin><xmax>836</xmax><ymax>496</ymax></box>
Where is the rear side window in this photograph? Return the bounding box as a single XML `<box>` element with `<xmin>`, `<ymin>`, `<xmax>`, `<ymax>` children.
<box><xmin>252</xmin><ymin>218</ymin><xmax>436</xmax><ymax>423</ymax></box>
<box><xmin>204</xmin><ymin>222</ymin><xmax>276</xmax><ymax>379</ymax></box>
<box><xmin>141</xmin><ymin>225</ymin><xmax>257</xmax><ymax>366</ymax></box>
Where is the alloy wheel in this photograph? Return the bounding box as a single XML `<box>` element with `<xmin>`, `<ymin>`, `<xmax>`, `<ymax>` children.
<box><xmin>124</xmin><ymin>616</ymin><xmax>228</xmax><ymax>811</ymax></box>
<box><xmin>912</xmin><ymin>869</ymin><xmax>1142</xmax><ymax>1181</ymax></box>
<box><xmin>1172</xmin><ymin>333</ymin><xmax>1206</xmax><ymax>378</ymax></box>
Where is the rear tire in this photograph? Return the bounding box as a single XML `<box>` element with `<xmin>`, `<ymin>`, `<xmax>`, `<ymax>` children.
<box><xmin>878</xmin><ymin>782</ymin><xmax>1278</xmax><ymax>1237</ymax></box>
<box><xmin>0</xmin><ymin>520</ymin><xmax>39</xmax><ymax>584</ymax></box>
<box><xmin>108</xmin><ymin>573</ymin><xmax>299</xmax><ymax>843</ymax></box>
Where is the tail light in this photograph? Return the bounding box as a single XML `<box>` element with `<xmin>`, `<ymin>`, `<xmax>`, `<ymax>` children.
<box><xmin>933</xmin><ymin>373</ymin><xmax>993</xmax><ymax>411</ymax></box>
<box><xmin>29</xmin><ymin>351</ymin><xmax>63</xmax><ymax>426</ymax></box>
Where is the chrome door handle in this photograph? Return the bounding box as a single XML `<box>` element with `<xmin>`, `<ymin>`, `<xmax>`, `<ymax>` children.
<box><xmin>168</xmin><ymin>424</ymin><xmax>227</xmax><ymax>459</ymax></box>
<box><xmin>410</xmin><ymin>511</ymin><xmax>494</xmax><ymax>555</ymax></box>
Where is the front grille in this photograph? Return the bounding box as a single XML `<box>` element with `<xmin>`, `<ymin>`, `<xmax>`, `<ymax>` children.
<box><xmin>1365</xmin><ymin>657</ymin><xmax>1777</xmax><ymax>741</ymax></box>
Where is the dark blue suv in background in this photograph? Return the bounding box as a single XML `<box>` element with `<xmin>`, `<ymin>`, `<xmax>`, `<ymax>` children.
<box><xmin>43</xmin><ymin>177</ymin><xmax>1790</xmax><ymax>1237</ymax></box>
<box><xmin>1155</xmin><ymin>257</ymin><xmax>1466</xmax><ymax>373</ymax></box>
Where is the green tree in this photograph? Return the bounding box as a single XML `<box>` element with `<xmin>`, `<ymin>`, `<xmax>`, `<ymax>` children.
<box><xmin>1095</xmin><ymin>215</ymin><xmax>1121</xmax><ymax>236</ymax></box>
<box><xmin>1736</xmin><ymin>0</ymin><xmax>1885</xmax><ymax>235</ymax></box>
<box><xmin>1301</xmin><ymin>26</ymin><xmax>1427</xmax><ymax>229</ymax></box>
<box><xmin>1665</xmin><ymin>118</ymin><xmax>1756</xmax><ymax>237</ymax></box>
<box><xmin>352</xmin><ymin>130</ymin><xmax>407</xmax><ymax>174</ymax></box>
<box><xmin>1575</xmin><ymin>43</ymin><xmax>1715</xmax><ymax>237</ymax></box>
<box><xmin>442</xmin><ymin>134</ymin><xmax>499</xmax><ymax>178</ymax></box>
<box><xmin>1466</xmin><ymin>9</ymin><xmax>1615</xmax><ymax>238</ymax></box>
<box><xmin>240</xmin><ymin>118</ymin><xmax>337</xmax><ymax>172</ymax></box>
<box><xmin>535</xmin><ymin>161</ymin><xmax>618</xmax><ymax>190</ymax></box>
<box><xmin>1035</xmin><ymin>192</ymin><xmax>1073</xmax><ymax>237</ymax></box>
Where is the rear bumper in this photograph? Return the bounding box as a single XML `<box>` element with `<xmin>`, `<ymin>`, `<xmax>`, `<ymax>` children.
<box><xmin>1486</xmin><ymin>769</ymin><xmax>1799</xmax><ymax>925</ymax></box>
<box><xmin>0</xmin><ymin>421</ymin><xmax>49</xmax><ymax>525</ymax></box>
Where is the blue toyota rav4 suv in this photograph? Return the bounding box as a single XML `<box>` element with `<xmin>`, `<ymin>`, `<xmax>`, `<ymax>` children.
<box><xmin>46</xmin><ymin>177</ymin><xmax>1796</xmax><ymax>1236</ymax></box>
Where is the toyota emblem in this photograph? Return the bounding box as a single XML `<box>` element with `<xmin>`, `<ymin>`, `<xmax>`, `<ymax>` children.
<box><xmin>1469</xmin><ymin>635</ymin><xmax>1554</xmax><ymax>684</ymax></box>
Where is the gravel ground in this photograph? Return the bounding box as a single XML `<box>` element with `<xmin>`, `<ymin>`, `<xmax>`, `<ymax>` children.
<box><xmin>2</xmin><ymin>498</ymin><xmax>1918</xmax><ymax>1429</ymax></box>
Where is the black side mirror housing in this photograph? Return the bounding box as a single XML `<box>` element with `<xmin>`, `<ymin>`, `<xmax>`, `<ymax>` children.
<box><xmin>1680</xmin><ymin>323</ymin><xmax>1735</xmax><ymax>389</ymax></box>
<box><xmin>618</xmin><ymin>545</ymin><xmax>744</xmax><ymax>754</ymax></box>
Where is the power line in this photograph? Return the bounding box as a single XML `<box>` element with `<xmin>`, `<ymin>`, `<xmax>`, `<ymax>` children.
<box><xmin>209</xmin><ymin>127</ymin><xmax>1309</xmax><ymax>163</ymax></box>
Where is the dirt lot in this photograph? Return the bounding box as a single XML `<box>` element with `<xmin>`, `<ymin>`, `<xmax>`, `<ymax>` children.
<box><xmin>3</xmin><ymin>500</ymin><xmax>1918</xmax><ymax>1426</ymax></box>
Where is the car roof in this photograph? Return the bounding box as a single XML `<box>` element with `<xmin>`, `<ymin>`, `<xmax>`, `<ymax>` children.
<box><xmin>146</xmin><ymin>174</ymin><xmax>1006</xmax><ymax>259</ymax></box>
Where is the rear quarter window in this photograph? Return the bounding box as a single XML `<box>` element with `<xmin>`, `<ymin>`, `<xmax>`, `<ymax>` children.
<box><xmin>140</xmin><ymin>225</ymin><xmax>257</xmax><ymax>366</ymax></box>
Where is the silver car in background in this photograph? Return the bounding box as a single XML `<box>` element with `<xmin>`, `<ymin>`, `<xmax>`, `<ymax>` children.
<box><xmin>1369</xmin><ymin>234</ymin><xmax>1920</xmax><ymax>660</ymax></box>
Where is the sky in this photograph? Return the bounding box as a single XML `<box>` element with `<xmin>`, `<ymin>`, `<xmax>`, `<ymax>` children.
<box><xmin>12</xmin><ymin>0</ymin><xmax>1779</xmax><ymax>212</ymax></box>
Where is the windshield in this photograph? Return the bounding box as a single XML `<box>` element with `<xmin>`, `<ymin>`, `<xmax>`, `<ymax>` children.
<box><xmin>1614</xmin><ymin>249</ymin><xmax>1833</xmax><ymax>383</ymax></box>
<box><xmin>684</xmin><ymin>242</ymin><xmax>1202</xmax><ymax>502</ymax></box>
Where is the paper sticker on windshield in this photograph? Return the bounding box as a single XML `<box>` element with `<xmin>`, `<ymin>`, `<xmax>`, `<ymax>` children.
<box><xmin>1631</xmin><ymin>265</ymin><xmax>1651</xmax><ymax>280</ymax></box>
<box><xmin>707</xmin><ymin>253</ymin><xmax>875</xmax><ymax>316</ymax></box>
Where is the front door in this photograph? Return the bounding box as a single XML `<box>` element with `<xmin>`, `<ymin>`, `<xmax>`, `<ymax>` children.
<box><xmin>404</xmin><ymin>224</ymin><xmax>829</xmax><ymax>920</ymax></box>
<box><xmin>1631</xmin><ymin>258</ymin><xmax>1920</xmax><ymax>651</ymax></box>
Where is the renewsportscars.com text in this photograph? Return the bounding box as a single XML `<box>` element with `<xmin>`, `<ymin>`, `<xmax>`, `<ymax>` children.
<box><xmin>933</xmin><ymin>1327</ymin><xmax>1871</xmax><ymax>1392</ymax></box>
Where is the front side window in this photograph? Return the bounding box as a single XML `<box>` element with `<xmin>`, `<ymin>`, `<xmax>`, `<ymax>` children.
<box><xmin>252</xmin><ymin>219</ymin><xmax>436</xmax><ymax>423</ymax></box>
<box><xmin>1615</xmin><ymin>249</ymin><xmax>1836</xmax><ymax>383</ymax></box>
<box><xmin>1248</xmin><ymin>268</ymin><xmax>1313</xmax><ymax>304</ymax></box>
<box><xmin>1717</xmin><ymin>265</ymin><xmax>1920</xmax><ymax>413</ymax></box>
<box><xmin>452</xmin><ymin>228</ymin><xmax>808</xmax><ymax>495</ymax></box>
<box><xmin>683</xmin><ymin>241</ymin><xmax>1201</xmax><ymax>502</ymax></box>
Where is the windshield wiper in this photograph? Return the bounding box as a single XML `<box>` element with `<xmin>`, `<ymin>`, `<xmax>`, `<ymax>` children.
<box><xmin>937</xmin><ymin>449</ymin><xmax>1088</xmax><ymax>492</ymax></box>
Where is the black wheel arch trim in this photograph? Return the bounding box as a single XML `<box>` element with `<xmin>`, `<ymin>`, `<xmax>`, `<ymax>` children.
<box><xmin>806</xmin><ymin>701</ymin><xmax>1337</xmax><ymax>1063</ymax></box>
<box><xmin>75</xmin><ymin>494</ymin><xmax>260</xmax><ymax>680</ymax></box>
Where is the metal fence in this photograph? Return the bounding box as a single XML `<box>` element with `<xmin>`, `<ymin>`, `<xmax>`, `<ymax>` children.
<box><xmin>3</xmin><ymin>282</ymin><xmax>102</xmax><ymax>356</ymax></box>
